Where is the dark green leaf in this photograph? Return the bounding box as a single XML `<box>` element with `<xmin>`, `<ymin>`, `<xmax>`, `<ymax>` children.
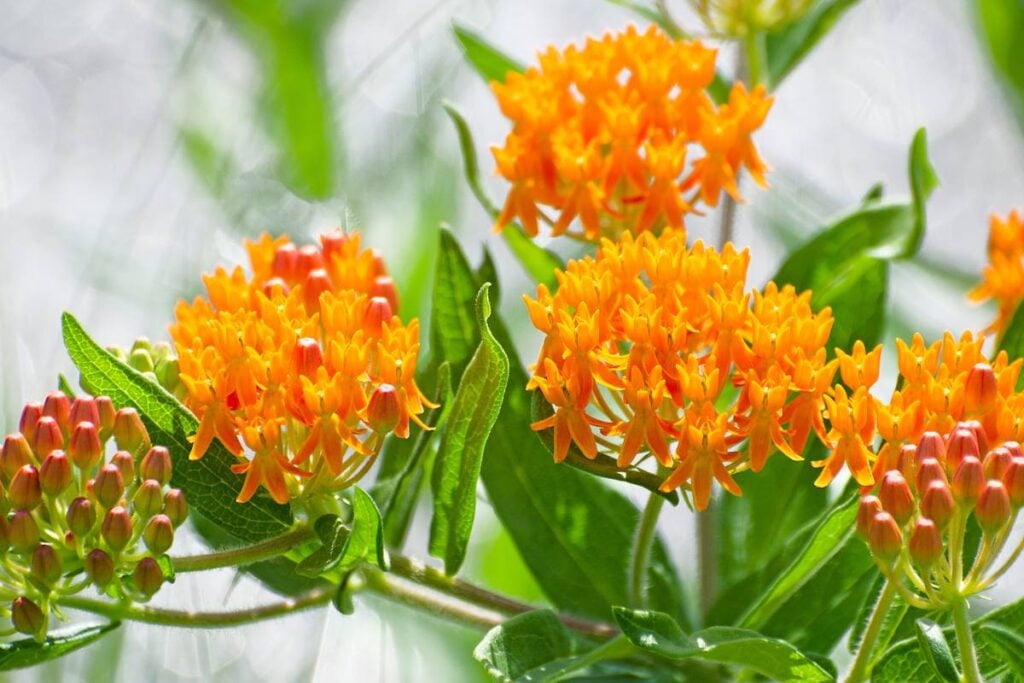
<box><xmin>474</xmin><ymin>610</ymin><xmax>574</xmax><ymax>681</ymax></box>
<box><xmin>765</xmin><ymin>0</ymin><xmax>863</xmax><ymax>87</ymax></box>
<box><xmin>332</xmin><ymin>573</ymin><xmax>356</xmax><ymax>616</ymax></box>
<box><xmin>452</xmin><ymin>23</ymin><xmax>525</xmax><ymax>85</ymax></box>
<box><xmin>296</xmin><ymin>515</ymin><xmax>351</xmax><ymax>577</ymax></box>
<box><xmin>430</xmin><ymin>285</ymin><xmax>510</xmax><ymax>575</ymax></box>
<box><xmin>977</xmin><ymin>623</ymin><xmax>1024</xmax><ymax>677</ymax></box>
<box><xmin>476</xmin><ymin>247</ymin><xmax>501</xmax><ymax>306</ymax></box>
<box><xmin>612</xmin><ymin>607</ymin><xmax>694</xmax><ymax>658</ymax></box>
<box><xmin>915</xmin><ymin>619</ymin><xmax>959</xmax><ymax>682</ymax></box>
<box><xmin>339</xmin><ymin>486</ymin><xmax>388</xmax><ymax>572</ymax></box>
<box><xmin>975</xmin><ymin>0</ymin><xmax>1024</xmax><ymax>128</ymax></box>
<box><xmin>432</xmin><ymin>228</ymin><xmax>485</xmax><ymax>378</ymax></box>
<box><xmin>62</xmin><ymin>313</ymin><xmax>293</xmax><ymax>543</ymax></box>
<box><xmin>0</xmin><ymin>622</ymin><xmax>119</xmax><ymax>671</ymax></box>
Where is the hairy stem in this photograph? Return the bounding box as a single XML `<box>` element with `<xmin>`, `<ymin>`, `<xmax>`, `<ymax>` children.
<box><xmin>952</xmin><ymin>599</ymin><xmax>983</xmax><ymax>683</ymax></box>
<box><xmin>844</xmin><ymin>579</ymin><xmax>897</xmax><ymax>683</ymax></box>
<box><xmin>630</xmin><ymin>492</ymin><xmax>666</xmax><ymax>608</ymax></box>
<box><xmin>171</xmin><ymin>526</ymin><xmax>317</xmax><ymax>573</ymax></box>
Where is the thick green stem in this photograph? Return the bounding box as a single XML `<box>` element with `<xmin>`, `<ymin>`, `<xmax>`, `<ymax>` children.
<box><xmin>742</xmin><ymin>30</ymin><xmax>768</xmax><ymax>88</ymax></box>
<box><xmin>171</xmin><ymin>526</ymin><xmax>317</xmax><ymax>573</ymax></box>
<box><xmin>952</xmin><ymin>599</ymin><xmax>983</xmax><ymax>683</ymax></box>
<box><xmin>697</xmin><ymin>507</ymin><xmax>717</xmax><ymax>616</ymax></box>
<box><xmin>630</xmin><ymin>492</ymin><xmax>666</xmax><ymax>608</ymax></box>
<box><xmin>844</xmin><ymin>579</ymin><xmax>897</xmax><ymax>683</ymax></box>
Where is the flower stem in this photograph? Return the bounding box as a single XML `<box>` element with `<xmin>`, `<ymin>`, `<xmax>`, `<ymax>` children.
<box><xmin>630</xmin><ymin>492</ymin><xmax>666</xmax><ymax>608</ymax></box>
<box><xmin>844</xmin><ymin>579</ymin><xmax>897</xmax><ymax>683</ymax></box>
<box><xmin>951</xmin><ymin>598</ymin><xmax>983</xmax><ymax>683</ymax></box>
<box><xmin>742</xmin><ymin>30</ymin><xmax>768</xmax><ymax>88</ymax></box>
<box><xmin>171</xmin><ymin>526</ymin><xmax>317</xmax><ymax>573</ymax></box>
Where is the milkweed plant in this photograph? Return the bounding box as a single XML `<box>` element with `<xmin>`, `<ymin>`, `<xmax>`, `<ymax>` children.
<box><xmin>6</xmin><ymin>3</ymin><xmax>1024</xmax><ymax>681</ymax></box>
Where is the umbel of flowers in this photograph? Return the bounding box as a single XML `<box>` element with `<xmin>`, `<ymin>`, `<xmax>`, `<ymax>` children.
<box><xmin>491</xmin><ymin>24</ymin><xmax>773</xmax><ymax>241</ymax></box>
<box><xmin>525</xmin><ymin>228</ymin><xmax>834</xmax><ymax>510</ymax></box>
<box><xmin>171</xmin><ymin>231</ymin><xmax>431</xmax><ymax>506</ymax></box>
<box><xmin>0</xmin><ymin>392</ymin><xmax>186</xmax><ymax>640</ymax></box>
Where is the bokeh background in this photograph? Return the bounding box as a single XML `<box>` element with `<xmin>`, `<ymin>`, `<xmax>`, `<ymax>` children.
<box><xmin>1</xmin><ymin>0</ymin><xmax>1023</xmax><ymax>679</ymax></box>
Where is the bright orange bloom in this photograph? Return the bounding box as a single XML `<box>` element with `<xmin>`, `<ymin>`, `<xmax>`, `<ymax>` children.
<box><xmin>525</xmin><ymin>229</ymin><xmax>835</xmax><ymax>510</ymax></box>
<box><xmin>970</xmin><ymin>210</ymin><xmax>1024</xmax><ymax>335</ymax></box>
<box><xmin>491</xmin><ymin>24</ymin><xmax>773</xmax><ymax>241</ymax></box>
<box><xmin>171</xmin><ymin>231</ymin><xmax>432</xmax><ymax>504</ymax></box>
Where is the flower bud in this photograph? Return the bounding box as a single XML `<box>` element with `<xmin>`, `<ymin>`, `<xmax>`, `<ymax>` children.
<box><xmin>273</xmin><ymin>243</ymin><xmax>299</xmax><ymax>281</ymax></box>
<box><xmin>946</xmin><ymin>428</ymin><xmax>980</xmax><ymax>472</ymax></box>
<box><xmin>18</xmin><ymin>403</ymin><xmax>43</xmax><ymax>444</ymax></box>
<box><xmin>921</xmin><ymin>481</ymin><xmax>956</xmax><ymax>529</ymax></box>
<box><xmin>8</xmin><ymin>510</ymin><xmax>40</xmax><ymax>552</ymax></box>
<box><xmin>84</xmin><ymin>548</ymin><xmax>115</xmax><ymax>587</ymax></box>
<box><xmin>133</xmin><ymin>557</ymin><xmax>164</xmax><ymax>597</ymax></box>
<box><xmin>976</xmin><ymin>480</ymin><xmax>1012</xmax><ymax>533</ymax></box>
<box><xmin>39</xmin><ymin>452</ymin><xmax>72</xmax><ymax>497</ymax></box>
<box><xmin>128</xmin><ymin>348</ymin><xmax>155</xmax><ymax>374</ymax></box>
<box><xmin>965</xmin><ymin>363</ymin><xmax>998</xmax><ymax>415</ymax></box>
<box><xmin>30</xmin><ymin>544</ymin><xmax>61</xmax><ymax>586</ymax></box>
<box><xmin>959</xmin><ymin>420</ymin><xmax>989</xmax><ymax>460</ymax></box>
<box><xmin>101</xmin><ymin>506</ymin><xmax>132</xmax><ymax>552</ymax></box>
<box><xmin>68</xmin><ymin>421</ymin><xmax>102</xmax><ymax>470</ymax></box>
<box><xmin>155</xmin><ymin>358</ymin><xmax>180</xmax><ymax>393</ymax></box>
<box><xmin>879</xmin><ymin>471</ymin><xmax>915</xmax><ymax>525</ymax></box>
<box><xmin>320</xmin><ymin>230</ymin><xmax>348</xmax><ymax>260</ymax></box>
<box><xmin>11</xmin><ymin>597</ymin><xmax>45</xmax><ymax>638</ymax></box>
<box><xmin>1004</xmin><ymin>457</ymin><xmax>1024</xmax><ymax>507</ymax></box>
<box><xmin>95</xmin><ymin>396</ymin><xmax>116</xmax><ymax>440</ymax></box>
<box><xmin>953</xmin><ymin>455</ymin><xmax>985</xmax><ymax>507</ymax></box>
<box><xmin>133</xmin><ymin>480</ymin><xmax>164</xmax><ymax>518</ymax></box>
<box><xmin>916</xmin><ymin>457</ymin><xmax>948</xmax><ymax>491</ymax></box>
<box><xmin>262</xmin><ymin>277</ymin><xmax>288</xmax><ymax>298</ymax></box>
<box><xmin>868</xmin><ymin>512</ymin><xmax>903</xmax><ymax>562</ymax></box>
<box><xmin>297</xmin><ymin>244</ymin><xmax>324</xmax><ymax>274</ymax></box>
<box><xmin>140</xmin><ymin>446</ymin><xmax>172</xmax><ymax>485</ymax></box>
<box><xmin>66</xmin><ymin>497</ymin><xmax>96</xmax><ymax>537</ymax></box>
<box><xmin>111</xmin><ymin>450</ymin><xmax>135</xmax><ymax>483</ymax></box>
<box><xmin>366</xmin><ymin>384</ymin><xmax>401</xmax><ymax>434</ymax></box>
<box><xmin>113</xmin><ymin>408</ymin><xmax>150</xmax><ymax>455</ymax></box>
<box><xmin>293</xmin><ymin>338</ymin><xmax>323</xmax><ymax>377</ymax></box>
<box><xmin>68</xmin><ymin>398</ymin><xmax>99</xmax><ymax>429</ymax></box>
<box><xmin>42</xmin><ymin>391</ymin><xmax>71</xmax><ymax>434</ymax></box>
<box><xmin>163</xmin><ymin>489</ymin><xmax>188</xmax><ymax>527</ymax></box>
<box><xmin>303</xmin><ymin>268</ymin><xmax>333</xmax><ymax>310</ymax></box>
<box><xmin>370</xmin><ymin>248</ymin><xmax>387</xmax><ymax>277</ymax></box>
<box><xmin>909</xmin><ymin>518</ymin><xmax>943</xmax><ymax>568</ymax></box>
<box><xmin>1004</xmin><ymin>442</ymin><xmax>1023</xmax><ymax>459</ymax></box>
<box><xmin>9</xmin><ymin>466</ymin><xmax>41</xmax><ymax>510</ymax></box>
<box><xmin>31</xmin><ymin>416</ymin><xmax>63</xmax><ymax>459</ymax></box>
<box><xmin>1</xmin><ymin>434</ymin><xmax>34</xmax><ymax>481</ymax></box>
<box><xmin>917</xmin><ymin>431</ymin><xmax>946</xmax><ymax>463</ymax></box>
<box><xmin>856</xmin><ymin>495</ymin><xmax>883</xmax><ymax>538</ymax></box>
<box><xmin>364</xmin><ymin>296</ymin><xmax>393</xmax><ymax>336</ymax></box>
<box><xmin>93</xmin><ymin>465</ymin><xmax>124</xmax><ymax>509</ymax></box>
<box><xmin>143</xmin><ymin>514</ymin><xmax>174</xmax><ymax>555</ymax></box>
<box><xmin>984</xmin><ymin>446</ymin><xmax>1013</xmax><ymax>480</ymax></box>
<box><xmin>897</xmin><ymin>444</ymin><xmax>919</xmax><ymax>483</ymax></box>
<box><xmin>371</xmin><ymin>275</ymin><xmax>399</xmax><ymax>312</ymax></box>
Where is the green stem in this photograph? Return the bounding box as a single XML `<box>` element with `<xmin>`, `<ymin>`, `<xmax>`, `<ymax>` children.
<box><xmin>171</xmin><ymin>526</ymin><xmax>317</xmax><ymax>573</ymax></box>
<box><xmin>951</xmin><ymin>599</ymin><xmax>983</xmax><ymax>683</ymax></box>
<box><xmin>742</xmin><ymin>30</ymin><xmax>768</xmax><ymax>88</ymax></box>
<box><xmin>844</xmin><ymin>579</ymin><xmax>897</xmax><ymax>683</ymax></box>
<box><xmin>630</xmin><ymin>492</ymin><xmax>666</xmax><ymax>608</ymax></box>
<box><xmin>697</xmin><ymin>506</ymin><xmax>717</xmax><ymax>616</ymax></box>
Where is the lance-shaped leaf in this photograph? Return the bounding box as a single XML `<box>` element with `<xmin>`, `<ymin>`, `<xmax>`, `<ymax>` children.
<box><xmin>474</xmin><ymin>610</ymin><xmax>574</xmax><ymax>681</ymax></box>
<box><xmin>914</xmin><ymin>619</ymin><xmax>959</xmax><ymax>682</ymax></box>
<box><xmin>764</xmin><ymin>0</ymin><xmax>864</xmax><ymax>87</ymax></box>
<box><xmin>974</xmin><ymin>0</ymin><xmax>1024</xmax><ymax>129</ymax></box>
<box><xmin>430</xmin><ymin>284</ymin><xmax>510</xmax><ymax>575</ymax></box>
<box><xmin>0</xmin><ymin>622</ymin><xmax>120</xmax><ymax>671</ymax></box>
<box><xmin>453</xmin><ymin>23</ymin><xmax>525</xmax><ymax>85</ymax></box>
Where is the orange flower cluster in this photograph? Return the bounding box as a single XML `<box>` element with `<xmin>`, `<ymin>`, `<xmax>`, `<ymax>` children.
<box><xmin>815</xmin><ymin>332</ymin><xmax>1024</xmax><ymax>488</ymax></box>
<box><xmin>525</xmin><ymin>229</ymin><xmax>834</xmax><ymax>510</ymax></box>
<box><xmin>491</xmin><ymin>24</ymin><xmax>773</xmax><ymax>241</ymax></box>
<box><xmin>171</xmin><ymin>232</ymin><xmax>431</xmax><ymax>505</ymax></box>
<box><xmin>970</xmin><ymin>210</ymin><xmax>1024</xmax><ymax>335</ymax></box>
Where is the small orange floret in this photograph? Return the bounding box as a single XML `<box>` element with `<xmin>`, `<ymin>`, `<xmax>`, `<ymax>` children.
<box><xmin>971</xmin><ymin>210</ymin><xmax>1024</xmax><ymax>335</ymax></box>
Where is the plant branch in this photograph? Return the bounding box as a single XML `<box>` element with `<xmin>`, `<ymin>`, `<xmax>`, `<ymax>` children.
<box><xmin>629</xmin><ymin>492</ymin><xmax>666</xmax><ymax>608</ymax></box>
<box><xmin>171</xmin><ymin>526</ymin><xmax>317</xmax><ymax>573</ymax></box>
<box><xmin>952</xmin><ymin>598</ymin><xmax>983</xmax><ymax>683</ymax></box>
<box><xmin>843</xmin><ymin>579</ymin><xmax>897</xmax><ymax>683</ymax></box>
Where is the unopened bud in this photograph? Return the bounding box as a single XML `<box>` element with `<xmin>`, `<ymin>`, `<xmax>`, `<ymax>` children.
<box><xmin>303</xmin><ymin>268</ymin><xmax>333</xmax><ymax>310</ymax></box>
<box><xmin>262</xmin><ymin>277</ymin><xmax>288</xmax><ymax>298</ymax></box>
<box><xmin>320</xmin><ymin>230</ymin><xmax>348</xmax><ymax>260</ymax></box>
<box><xmin>68</xmin><ymin>421</ymin><xmax>102</xmax><ymax>470</ymax></box>
<box><xmin>965</xmin><ymin>363</ymin><xmax>998</xmax><ymax>415</ymax></box>
<box><xmin>921</xmin><ymin>481</ymin><xmax>956</xmax><ymax>529</ymax></box>
<box><xmin>113</xmin><ymin>408</ymin><xmax>150</xmax><ymax>455</ymax></box>
<box><xmin>898</xmin><ymin>444</ymin><xmax>919</xmax><ymax>483</ymax></box>
<box><xmin>42</xmin><ymin>392</ymin><xmax>71</xmax><ymax>434</ymax></box>
<box><xmin>155</xmin><ymin>358</ymin><xmax>180</xmax><ymax>392</ymax></box>
<box><xmin>946</xmin><ymin>428</ymin><xmax>980</xmax><ymax>472</ymax></box>
<box><xmin>916</xmin><ymin>457</ymin><xmax>948</xmax><ymax>491</ymax></box>
<box><xmin>163</xmin><ymin>489</ymin><xmax>188</xmax><ymax>527</ymax></box>
<box><xmin>1004</xmin><ymin>457</ymin><xmax>1024</xmax><ymax>507</ymax></box>
<box><xmin>9</xmin><ymin>466</ymin><xmax>41</xmax><ymax>511</ymax></box>
<box><xmin>133</xmin><ymin>480</ymin><xmax>164</xmax><ymax>518</ymax></box>
<box><xmin>39</xmin><ymin>452</ymin><xmax>72</xmax><ymax>497</ymax></box>
<box><xmin>370</xmin><ymin>248</ymin><xmax>387</xmax><ymax>277</ymax></box>
<box><xmin>953</xmin><ymin>456</ymin><xmax>985</xmax><ymax>507</ymax></box>
<box><xmin>18</xmin><ymin>403</ymin><xmax>43</xmax><ymax>444</ymax></box>
<box><xmin>293</xmin><ymin>338</ymin><xmax>323</xmax><ymax>376</ymax></box>
<box><xmin>93</xmin><ymin>465</ymin><xmax>124</xmax><ymax>509</ymax></box>
<box><xmin>960</xmin><ymin>420</ymin><xmax>989</xmax><ymax>459</ymax></box>
<box><xmin>984</xmin><ymin>446</ymin><xmax>1013</xmax><ymax>480</ymax></box>
<box><xmin>143</xmin><ymin>514</ymin><xmax>174</xmax><ymax>555</ymax></box>
<box><xmin>128</xmin><ymin>348</ymin><xmax>155</xmax><ymax>374</ymax></box>
<box><xmin>68</xmin><ymin>398</ymin><xmax>99</xmax><ymax>429</ymax></box>
<box><xmin>364</xmin><ymin>296</ymin><xmax>393</xmax><ymax>335</ymax></box>
<box><xmin>909</xmin><ymin>518</ymin><xmax>943</xmax><ymax>568</ymax></box>
<box><xmin>856</xmin><ymin>495</ymin><xmax>883</xmax><ymax>538</ymax></box>
<box><xmin>30</xmin><ymin>544</ymin><xmax>62</xmax><ymax>586</ymax></box>
<box><xmin>31</xmin><ymin>416</ymin><xmax>63</xmax><ymax>459</ymax></box>
<box><xmin>1005</xmin><ymin>442</ymin><xmax>1023</xmax><ymax>459</ymax></box>
<box><xmin>101</xmin><ymin>506</ymin><xmax>132</xmax><ymax>552</ymax></box>
<box><xmin>879</xmin><ymin>471</ymin><xmax>915</xmax><ymax>525</ymax></box>
<box><xmin>976</xmin><ymin>480</ymin><xmax>1012</xmax><ymax>533</ymax></box>
<box><xmin>917</xmin><ymin>431</ymin><xmax>946</xmax><ymax>463</ymax></box>
<box><xmin>273</xmin><ymin>243</ymin><xmax>299</xmax><ymax>281</ymax></box>
<box><xmin>8</xmin><ymin>510</ymin><xmax>40</xmax><ymax>552</ymax></box>
<box><xmin>868</xmin><ymin>512</ymin><xmax>903</xmax><ymax>562</ymax></box>
<box><xmin>84</xmin><ymin>548</ymin><xmax>114</xmax><ymax>587</ymax></box>
<box><xmin>371</xmin><ymin>275</ymin><xmax>399</xmax><ymax>312</ymax></box>
<box><xmin>95</xmin><ymin>396</ymin><xmax>116</xmax><ymax>440</ymax></box>
<box><xmin>366</xmin><ymin>384</ymin><xmax>401</xmax><ymax>434</ymax></box>
<box><xmin>297</xmin><ymin>244</ymin><xmax>325</xmax><ymax>274</ymax></box>
<box><xmin>1</xmin><ymin>434</ymin><xmax>34</xmax><ymax>481</ymax></box>
<box><xmin>11</xmin><ymin>597</ymin><xmax>45</xmax><ymax>638</ymax></box>
<box><xmin>140</xmin><ymin>446</ymin><xmax>172</xmax><ymax>485</ymax></box>
<box><xmin>132</xmin><ymin>557</ymin><xmax>164</xmax><ymax>597</ymax></box>
<box><xmin>111</xmin><ymin>450</ymin><xmax>135</xmax><ymax>483</ymax></box>
<box><xmin>66</xmin><ymin>497</ymin><xmax>96</xmax><ymax>537</ymax></box>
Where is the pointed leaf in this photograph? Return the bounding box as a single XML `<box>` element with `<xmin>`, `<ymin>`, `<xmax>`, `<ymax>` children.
<box><xmin>765</xmin><ymin>0</ymin><xmax>864</xmax><ymax>87</ymax></box>
<box><xmin>0</xmin><ymin>622</ymin><xmax>119</xmax><ymax>671</ymax></box>
<box><xmin>339</xmin><ymin>486</ymin><xmax>388</xmax><ymax>571</ymax></box>
<box><xmin>977</xmin><ymin>623</ymin><xmax>1024</xmax><ymax>677</ymax></box>
<box><xmin>914</xmin><ymin>619</ymin><xmax>959</xmax><ymax>682</ymax></box>
<box><xmin>452</xmin><ymin>24</ymin><xmax>524</xmax><ymax>85</ymax></box>
<box><xmin>474</xmin><ymin>610</ymin><xmax>574</xmax><ymax>682</ymax></box>
<box><xmin>296</xmin><ymin>515</ymin><xmax>351</xmax><ymax>577</ymax></box>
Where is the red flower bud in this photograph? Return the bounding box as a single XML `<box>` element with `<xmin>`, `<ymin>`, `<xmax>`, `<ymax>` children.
<box><xmin>262</xmin><ymin>277</ymin><xmax>288</xmax><ymax>298</ymax></box>
<box><xmin>110</xmin><ymin>450</ymin><xmax>135</xmax><ymax>483</ymax></box>
<box><xmin>371</xmin><ymin>275</ymin><xmax>399</xmax><ymax>313</ymax></box>
<box><xmin>272</xmin><ymin>243</ymin><xmax>299</xmax><ymax>281</ymax></box>
<box><xmin>303</xmin><ymin>268</ymin><xmax>333</xmax><ymax>310</ymax></box>
<box><xmin>18</xmin><ymin>403</ymin><xmax>43</xmax><ymax>445</ymax></box>
<box><xmin>101</xmin><ymin>506</ymin><xmax>132</xmax><ymax>552</ymax></box>
<box><xmin>11</xmin><ymin>596</ymin><xmax>45</xmax><ymax>638</ymax></box>
<box><xmin>921</xmin><ymin>481</ymin><xmax>955</xmax><ymax>529</ymax></box>
<box><xmin>8</xmin><ymin>510</ymin><xmax>40</xmax><ymax>552</ymax></box>
<box><xmin>66</xmin><ymin>497</ymin><xmax>96</xmax><ymax>538</ymax></box>
<box><xmin>69</xmin><ymin>398</ymin><xmax>99</xmax><ymax>429</ymax></box>
<box><xmin>84</xmin><ymin>548</ymin><xmax>114</xmax><ymax>587</ymax></box>
<box><xmin>965</xmin><ymin>363</ymin><xmax>998</xmax><ymax>415</ymax></box>
<box><xmin>370</xmin><ymin>248</ymin><xmax>387</xmax><ymax>277</ymax></box>
<box><xmin>984</xmin><ymin>446</ymin><xmax>1013</xmax><ymax>480</ymax></box>
<box><xmin>976</xmin><ymin>480</ymin><xmax>1012</xmax><ymax>533</ymax></box>
<box><xmin>1005</xmin><ymin>442</ymin><xmax>1024</xmax><ymax>459</ymax></box>
<box><xmin>133</xmin><ymin>557</ymin><xmax>164</xmax><ymax>597</ymax></box>
<box><xmin>898</xmin><ymin>444</ymin><xmax>919</xmax><ymax>483</ymax></box>
<box><xmin>9</xmin><ymin>466</ymin><xmax>41</xmax><ymax>511</ymax></box>
<box><xmin>917</xmin><ymin>431</ymin><xmax>946</xmax><ymax>463</ymax></box>
<box><xmin>297</xmin><ymin>244</ymin><xmax>324</xmax><ymax>275</ymax></box>
<box><xmin>916</xmin><ymin>457</ymin><xmax>948</xmax><ymax>491</ymax></box>
<box><xmin>39</xmin><ymin>452</ymin><xmax>72</xmax><ymax>497</ymax></box>
<box><xmin>366</xmin><ymin>384</ymin><xmax>401</xmax><ymax>434</ymax></box>
<box><xmin>857</xmin><ymin>495</ymin><xmax>883</xmax><ymax>538</ymax></box>
<box><xmin>134</xmin><ymin>480</ymin><xmax>164</xmax><ymax>518</ymax></box>
<box><xmin>293</xmin><ymin>338</ymin><xmax>323</xmax><ymax>377</ymax></box>
<box><xmin>143</xmin><ymin>514</ymin><xmax>174</xmax><ymax>555</ymax></box>
<box><xmin>364</xmin><ymin>296</ymin><xmax>393</xmax><ymax>336</ymax></box>
<box><xmin>113</xmin><ymin>408</ymin><xmax>150</xmax><ymax>455</ymax></box>
<box><xmin>30</xmin><ymin>544</ymin><xmax>62</xmax><ymax>586</ymax></box>
<box><xmin>909</xmin><ymin>518</ymin><xmax>943</xmax><ymax>568</ymax></box>
<box><xmin>959</xmin><ymin>420</ymin><xmax>989</xmax><ymax>460</ymax></box>
<box><xmin>31</xmin><ymin>416</ymin><xmax>63</xmax><ymax>460</ymax></box>
<box><xmin>163</xmin><ymin>489</ymin><xmax>188</xmax><ymax>527</ymax></box>
<box><xmin>868</xmin><ymin>511</ymin><xmax>903</xmax><ymax>562</ymax></box>
<box><xmin>68</xmin><ymin>421</ymin><xmax>102</xmax><ymax>470</ymax></box>
<box><xmin>879</xmin><ymin>471</ymin><xmax>915</xmax><ymax>525</ymax></box>
<box><xmin>42</xmin><ymin>391</ymin><xmax>71</xmax><ymax>435</ymax></box>
<box><xmin>320</xmin><ymin>230</ymin><xmax>348</xmax><ymax>260</ymax></box>
<box><xmin>95</xmin><ymin>396</ymin><xmax>116</xmax><ymax>440</ymax></box>
<box><xmin>946</xmin><ymin>428</ymin><xmax>980</xmax><ymax>472</ymax></box>
<box><xmin>93</xmin><ymin>465</ymin><xmax>125</xmax><ymax>509</ymax></box>
<box><xmin>1</xmin><ymin>434</ymin><xmax>34</xmax><ymax>481</ymax></box>
<box><xmin>953</xmin><ymin>455</ymin><xmax>985</xmax><ymax>507</ymax></box>
<box><xmin>140</xmin><ymin>446</ymin><xmax>172</xmax><ymax>485</ymax></box>
<box><xmin>1004</xmin><ymin>457</ymin><xmax>1024</xmax><ymax>507</ymax></box>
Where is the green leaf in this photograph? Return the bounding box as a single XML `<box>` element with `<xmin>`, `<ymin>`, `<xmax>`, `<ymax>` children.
<box><xmin>765</xmin><ymin>0</ymin><xmax>863</xmax><ymax>87</ymax></box>
<box><xmin>57</xmin><ymin>374</ymin><xmax>76</xmax><ymax>398</ymax></box>
<box><xmin>914</xmin><ymin>619</ymin><xmax>959</xmax><ymax>682</ymax></box>
<box><xmin>977</xmin><ymin>623</ymin><xmax>1024</xmax><ymax>677</ymax></box>
<box><xmin>296</xmin><ymin>515</ymin><xmax>351</xmax><ymax>577</ymax></box>
<box><xmin>998</xmin><ymin>301</ymin><xmax>1024</xmax><ymax>364</ymax></box>
<box><xmin>0</xmin><ymin>622</ymin><xmax>119</xmax><ymax>671</ymax></box>
<box><xmin>432</xmin><ymin>228</ymin><xmax>486</xmax><ymax>377</ymax></box>
<box><xmin>614</xmin><ymin>608</ymin><xmax>833</xmax><ymax>682</ymax></box>
<box><xmin>430</xmin><ymin>284</ymin><xmax>511</xmax><ymax>575</ymax></box>
<box><xmin>339</xmin><ymin>486</ymin><xmax>389</xmax><ymax>572</ymax></box>
<box><xmin>975</xmin><ymin>0</ymin><xmax>1024</xmax><ymax>128</ymax></box>
<box><xmin>474</xmin><ymin>610</ymin><xmax>574</xmax><ymax>682</ymax></box>
<box><xmin>452</xmin><ymin>23</ymin><xmax>525</xmax><ymax>85</ymax></box>
<box><xmin>61</xmin><ymin>313</ymin><xmax>293</xmax><ymax>543</ymax></box>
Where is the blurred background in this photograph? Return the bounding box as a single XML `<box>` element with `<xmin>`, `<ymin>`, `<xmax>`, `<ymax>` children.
<box><xmin>0</xmin><ymin>0</ymin><xmax>1022</xmax><ymax>679</ymax></box>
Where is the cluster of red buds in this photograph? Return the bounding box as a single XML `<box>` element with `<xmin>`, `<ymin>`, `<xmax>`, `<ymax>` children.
<box><xmin>1</xmin><ymin>391</ymin><xmax>187</xmax><ymax>640</ymax></box>
<box><xmin>857</xmin><ymin>420</ymin><xmax>1024</xmax><ymax>609</ymax></box>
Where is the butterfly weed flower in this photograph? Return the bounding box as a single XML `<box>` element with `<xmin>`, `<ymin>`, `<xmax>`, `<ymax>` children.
<box><xmin>170</xmin><ymin>231</ymin><xmax>432</xmax><ymax>505</ymax></box>
<box><xmin>0</xmin><ymin>392</ymin><xmax>186</xmax><ymax>641</ymax></box>
<box><xmin>491</xmin><ymin>24</ymin><xmax>773</xmax><ymax>241</ymax></box>
<box><xmin>525</xmin><ymin>229</ymin><xmax>835</xmax><ymax>510</ymax></box>
<box><xmin>970</xmin><ymin>210</ymin><xmax>1024</xmax><ymax>335</ymax></box>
